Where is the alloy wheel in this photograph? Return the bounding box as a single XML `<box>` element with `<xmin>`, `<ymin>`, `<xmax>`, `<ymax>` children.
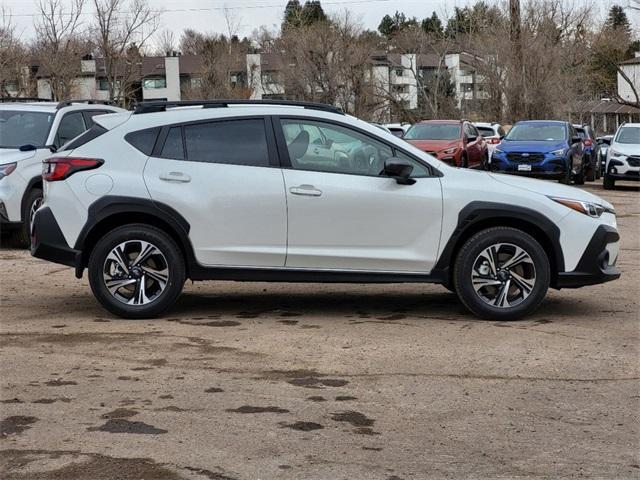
<box><xmin>102</xmin><ymin>240</ymin><xmax>169</xmax><ymax>305</ymax></box>
<box><xmin>471</xmin><ymin>243</ymin><xmax>536</xmax><ymax>308</ymax></box>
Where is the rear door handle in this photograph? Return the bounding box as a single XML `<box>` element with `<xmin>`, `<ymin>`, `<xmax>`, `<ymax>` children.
<box><xmin>289</xmin><ymin>184</ymin><xmax>322</xmax><ymax>197</ymax></box>
<box><xmin>159</xmin><ymin>171</ymin><xmax>191</xmax><ymax>183</ymax></box>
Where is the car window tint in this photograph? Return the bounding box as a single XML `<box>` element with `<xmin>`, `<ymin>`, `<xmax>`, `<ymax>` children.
<box><xmin>60</xmin><ymin>124</ymin><xmax>107</xmax><ymax>151</ymax></box>
<box><xmin>83</xmin><ymin>110</ymin><xmax>110</xmax><ymax>127</ymax></box>
<box><xmin>161</xmin><ymin>127</ymin><xmax>185</xmax><ymax>160</ymax></box>
<box><xmin>476</xmin><ymin>127</ymin><xmax>495</xmax><ymax>137</ymax></box>
<box><xmin>184</xmin><ymin>119</ymin><xmax>269</xmax><ymax>167</ymax></box>
<box><xmin>56</xmin><ymin>112</ymin><xmax>86</xmax><ymax>147</ymax></box>
<box><xmin>281</xmin><ymin>119</ymin><xmax>428</xmax><ymax>178</ymax></box>
<box><xmin>125</xmin><ymin>127</ymin><xmax>161</xmax><ymax>155</ymax></box>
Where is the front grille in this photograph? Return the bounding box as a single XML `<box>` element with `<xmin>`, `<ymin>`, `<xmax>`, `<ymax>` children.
<box><xmin>627</xmin><ymin>156</ymin><xmax>640</xmax><ymax>167</ymax></box>
<box><xmin>507</xmin><ymin>152</ymin><xmax>545</xmax><ymax>163</ymax></box>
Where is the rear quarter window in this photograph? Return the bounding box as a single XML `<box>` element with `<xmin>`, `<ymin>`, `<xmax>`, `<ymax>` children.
<box><xmin>125</xmin><ymin>127</ymin><xmax>161</xmax><ymax>155</ymax></box>
<box><xmin>59</xmin><ymin>124</ymin><xmax>107</xmax><ymax>151</ymax></box>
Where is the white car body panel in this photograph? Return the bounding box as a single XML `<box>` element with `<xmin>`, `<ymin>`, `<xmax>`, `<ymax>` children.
<box><xmin>35</xmin><ymin>104</ymin><xmax>619</xmax><ymax>281</ymax></box>
<box><xmin>283</xmin><ymin>169</ymin><xmax>443</xmax><ymax>271</ymax></box>
<box><xmin>0</xmin><ymin>102</ymin><xmax>125</xmax><ymax>225</ymax></box>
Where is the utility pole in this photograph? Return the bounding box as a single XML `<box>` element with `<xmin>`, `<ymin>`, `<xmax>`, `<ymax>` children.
<box><xmin>509</xmin><ymin>0</ymin><xmax>524</xmax><ymax>121</ymax></box>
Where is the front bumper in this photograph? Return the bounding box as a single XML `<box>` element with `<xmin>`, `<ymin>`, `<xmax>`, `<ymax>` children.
<box><xmin>490</xmin><ymin>155</ymin><xmax>568</xmax><ymax>178</ymax></box>
<box><xmin>31</xmin><ymin>206</ymin><xmax>82</xmax><ymax>274</ymax></box>
<box><xmin>555</xmin><ymin>225</ymin><xmax>621</xmax><ymax>288</ymax></box>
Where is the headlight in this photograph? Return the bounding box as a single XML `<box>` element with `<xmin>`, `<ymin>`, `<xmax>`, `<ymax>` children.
<box><xmin>549</xmin><ymin>196</ymin><xmax>615</xmax><ymax>218</ymax></box>
<box><xmin>441</xmin><ymin>147</ymin><xmax>458</xmax><ymax>154</ymax></box>
<box><xmin>609</xmin><ymin>149</ymin><xmax>627</xmax><ymax>160</ymax></box>
<box><xmin>550</xmin><ymin>149</ymin><xmax>566</xmax><ymax>156</ymax></box>
<box><xmin>0</xmin><ymin>162</ymin><xmax>17</xmax><ymax>180</ymax></box>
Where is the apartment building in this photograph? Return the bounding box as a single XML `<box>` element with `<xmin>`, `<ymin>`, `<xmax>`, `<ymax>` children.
<box><xmin>618</xmin><ymin>54</ymin><xmax>640</xmax><ymax>104</ymax></box>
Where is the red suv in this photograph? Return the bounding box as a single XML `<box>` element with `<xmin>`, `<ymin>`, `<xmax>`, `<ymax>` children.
<box><xmin>403</xmin><ymin>120</ymin><xmax>488</xmax><ymax>168</ymax></box>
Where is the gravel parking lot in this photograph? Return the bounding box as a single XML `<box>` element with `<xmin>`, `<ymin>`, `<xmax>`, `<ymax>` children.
<box><xmin>1</xmin><ymin>182</ymin><xmax>638</xmax><ymax>480</ymax></box>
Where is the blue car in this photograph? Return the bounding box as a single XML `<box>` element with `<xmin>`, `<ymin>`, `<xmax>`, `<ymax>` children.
<box><xmin>490</xmin><ymin>120</ymin><xmax>585</xmax><ymax>184</ymax></box>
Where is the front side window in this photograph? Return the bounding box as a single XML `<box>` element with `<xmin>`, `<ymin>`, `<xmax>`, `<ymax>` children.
<box><xmin>405</xmin><ymin>123</ymin><xmax>461</xmax><ymax>141</ymax></box>
<box><xmin>0</xmin><ymin>110</ymin><xmax>54</xmax><ymax>148</ymax></box>
<box><xmin>184</xmin><ymin>119</ymin><xmax>270</xmax><ymax>167</ymax></box>
<box><xmin>280</xmin><ymin>119</ymin><xmax>428</xmax><ymax>178</ymax></box>
<box><xmin>56</xmin><ymin>112</ymin><xmax>86</xmax><ymax>147</ymax></box>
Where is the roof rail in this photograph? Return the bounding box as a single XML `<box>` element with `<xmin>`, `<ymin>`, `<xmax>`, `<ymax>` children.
<box><xmin>133</xmin><ymin>99</ymin><xmax>344</xmax><ymax>115</ymax></box>
<box><xmin>56</xmin><ymin>99</ymin><xmax>116</xmax><ymax>109</ymax></box>
<box><xmin>0</xmin><ymin>97</ymin><xmax>52</xmax><ymax>103</ymax></box>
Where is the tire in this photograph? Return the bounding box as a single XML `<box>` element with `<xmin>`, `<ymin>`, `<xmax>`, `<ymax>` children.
<box><xmin>453</xmin><ymin>227</ymin><xmax>550</xmax><ymax>321</ymax></box>
<box><xmin>586</xmin><ymin>154</ymin><xmax>596</xmax><ymax>182</ymax></box>
<box><xmin>482</xmin><ymin>152</ymin><xmax>490</xmax><ymax>171</ymax></box>
<box><xmin>88</xmin><ymin>224</ymin><xmax>186</xmax><ymax>319</ymax></box>
<box><xmin>574</xmin><ymin>164</ymin><xmax>585</xmax><ymax>185</ymax></box>
<box><xmin>603</xmin><ymin>174</ymin><xmax>616</xmax><ymax>190</ymax></box>
<box><xmin>11</xmin><ymin>188</ymin><xmax>43</xmax><ymax>249</ymax></box>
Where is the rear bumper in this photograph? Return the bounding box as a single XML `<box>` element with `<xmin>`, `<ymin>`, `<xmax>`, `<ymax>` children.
<box><xmin>555</xmin><ymin>225</ymin><xmax>621</xmax><ymax>288</ymax></box>
<box><xmin>31</xmin><ymin>206</ymin><xmax>82</xmax><ymax>273</ymax></box>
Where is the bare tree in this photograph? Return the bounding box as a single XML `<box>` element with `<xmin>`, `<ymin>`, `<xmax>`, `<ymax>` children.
<box><xmin>0</xmin><ymin>8</ymin><xmax>30</xmax><ymax>97</ymax></box>
<box><xmin>33</xmin><ymin>0</ymin><xmax>87</xmax><ymax>100</ymax></box>
<box><xmin>92</xmin><ymin>0</ymin><xmax>160</xmax><ymax>106</ymax></box>
<box><xmin>155</xmin><ymin>29</ymin><xmax>176</xmax><ymax>55</ymax></box>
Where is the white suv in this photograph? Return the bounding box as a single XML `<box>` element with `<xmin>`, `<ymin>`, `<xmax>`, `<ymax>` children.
<box><xmin>0</xmin><ymin>99</ymin><xmax>125</xmax><ymax>246</ymax></box>
<box><xmin>603</xmin><ymin>123</ymin><xmax>640</xmax><ymax>189</ymax></box>
<box><xmin>31</xmin><ymin>100</ymin><xmax>621</xmax><ymax>320</ymax></box>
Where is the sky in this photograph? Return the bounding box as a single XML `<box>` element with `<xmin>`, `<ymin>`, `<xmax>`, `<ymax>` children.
<box><xmin>2</xmin><ymin>0</ymin><xmax>630</xmax><ymax>46</ymax></box>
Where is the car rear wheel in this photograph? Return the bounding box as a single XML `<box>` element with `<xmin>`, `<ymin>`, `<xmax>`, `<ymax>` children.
<box><xmin>453</xmin><ymin>227</ymin><xmax>550</xmax><ymax>321</ymax></box>
<box><xmin>11</xmin><ymin>188</ymin><xmax>43</xmax><ymax>249</ymax></box>
<box><xmin>88</xmin><ymin>224</ymin><xmax>186</xmax><ymax>319</ymax></box>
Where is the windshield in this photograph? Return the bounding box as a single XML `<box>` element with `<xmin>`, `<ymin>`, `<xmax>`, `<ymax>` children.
<box><xmin>0</xmin><ymin>110</ymin><xmax>54</xmax><ymax>148</ymax></box>
<box><xmin>506</xmin><ymin>124</ymin><xmax>566</xmax><ymax>142</ymax></box>
<box><xmin>615</xmin><ymin>126</ymin><xmax>640</xmax><ymax>144</ymax></box>
<box><xmin>405</xmin><ymin>124</ymin><xmax>461</xmax><ymax>141</ymax></box>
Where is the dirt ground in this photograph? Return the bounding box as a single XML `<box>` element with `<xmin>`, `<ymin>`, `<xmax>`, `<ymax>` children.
<box><xmin>0</xmin><ymin>182</ymin><xmax>638</xmax><ymax>480</ymax></box>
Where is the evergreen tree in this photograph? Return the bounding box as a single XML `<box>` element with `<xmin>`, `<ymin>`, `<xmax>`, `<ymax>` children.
<box><xmin>283</xmin><ymin>0</ymin><xmax>303</xmax><ymax>31</ymax></box>
<box><xmin>605</xmin><ymin>5</ymin><xmax>631</xmax><ymax>34</ymax></box>
<box><xmin>421</xmin><ymin>12</ymin><xmax>443</xmax><ymax>36</ymax></box>
<box><xmin>377</xmin><ymin>11</ymin><xmax>418</xmax><ymax>38</ymax></box>
<box><xmin>301</xmin><ymin>1</ymin><xmax>327</xmax><ymax>25</ymax></box>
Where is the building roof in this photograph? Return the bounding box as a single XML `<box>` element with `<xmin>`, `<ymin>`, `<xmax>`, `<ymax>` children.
<box><xmin>619</xmin><ymin>56</ymin><xmax>640</xmax><ymax>65</ymax></box>
<box><xmin>573</xmin><ymin>99</ymin><xmax>640</xmax><ymax>114</ymax></box>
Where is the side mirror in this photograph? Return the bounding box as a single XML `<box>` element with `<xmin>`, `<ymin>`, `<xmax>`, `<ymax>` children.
<box><xmin>18</xmin><ymin>144</ymin><xmax>37</xmax><ymax>152</ymax></box>
<box><xmin>383</xmin><ymin>158</ymin><xmax>415</xmax><ymax>185</ymax></box>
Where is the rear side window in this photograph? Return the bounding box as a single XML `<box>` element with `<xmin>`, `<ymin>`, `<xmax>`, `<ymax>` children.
<box><xmin>183</xmin><ymin>119</ymin><xmax>269</xmax><ymax>167</ymax></box>
<box><xmin>56</xmin><ymin>112</ymin><xmax>86</xmax><ymax>147</ymax></box>
<box><xmin>125</xmin><ymin>127</ymin><xmax>160</xmax><ymax>155</ymax></box>
<box><xmin>60</xmin><ymin>124</ymin><xmax>107</xmax><ymax>151</ymax></box>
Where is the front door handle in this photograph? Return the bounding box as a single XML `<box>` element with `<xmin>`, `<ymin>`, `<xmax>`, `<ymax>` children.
<box><xmin>290</xmin><ymin>184</ymin><xmax>322</xmax><ymax>197</ymax></box>
<box><xmin>159</xmin><ymin>171</ymin><xmax>191</xmax><ymax>183</ymax></box>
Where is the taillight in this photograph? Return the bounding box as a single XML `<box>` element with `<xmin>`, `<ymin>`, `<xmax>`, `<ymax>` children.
<box><xmin>42</xmin><ymin>157</ymin><xmax>103</xmax><ymax>182</ymax></box>
<box><xmin>490</xmin><ymin>138</ymin><xmax>501</xmax><ymax>144</ymax></box>
<box><xmin>583</xmin><ymin>139</ymin><xmax>593</xmax><ymax>147</ymax></box>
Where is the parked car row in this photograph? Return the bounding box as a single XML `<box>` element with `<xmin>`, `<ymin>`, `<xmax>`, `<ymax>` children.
<box><xmin>385</xmin><ymin>118</ymin><xmax>639</xmax><ymax>189</ymax></box>
<box><xmin>0</xmin><ymin>99</ymin><xmax>623</xmax><ymax>321</ymax></box>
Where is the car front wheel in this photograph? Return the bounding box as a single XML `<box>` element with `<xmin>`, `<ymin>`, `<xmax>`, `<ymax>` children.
<box><xmin>88</xmin><ymin>224</ymin><xmax>186</xmax><ymax>319</ymax></box>
<box><xmin>453</xmin><ymin>227</ymin><xmax>550</xmax><ymax>320</ymax></box>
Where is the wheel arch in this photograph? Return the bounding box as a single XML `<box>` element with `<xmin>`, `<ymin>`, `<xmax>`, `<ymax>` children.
<box><xmin>20</xmin><ymin>177</ymin><xmax>44</xmax><ymax>221</ymax></box>
<box><xmin>432</xmin><ymin>202</ymin><xmax>565</xmax><ymax>288</ymax></box>
<box><xmin>75</xmin><ymin>196</ymin><xmax>196</xmax><ymax>278</ymax></box>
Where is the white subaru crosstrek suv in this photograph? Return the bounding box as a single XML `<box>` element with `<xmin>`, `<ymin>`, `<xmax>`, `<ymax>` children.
<box><xmin>0</xmin><ymin>99</ymin><xmax>125</xmax><ymax>247</ymax></box>
<box><xmin>31</xmin><ymin>100</ymin><xmax>621</xmax><ymax>320</ymax></box>
<box><xmin>603</xmin><ymin>122</ymin><xmax>640</xmax><ymax>189</ymax></box>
